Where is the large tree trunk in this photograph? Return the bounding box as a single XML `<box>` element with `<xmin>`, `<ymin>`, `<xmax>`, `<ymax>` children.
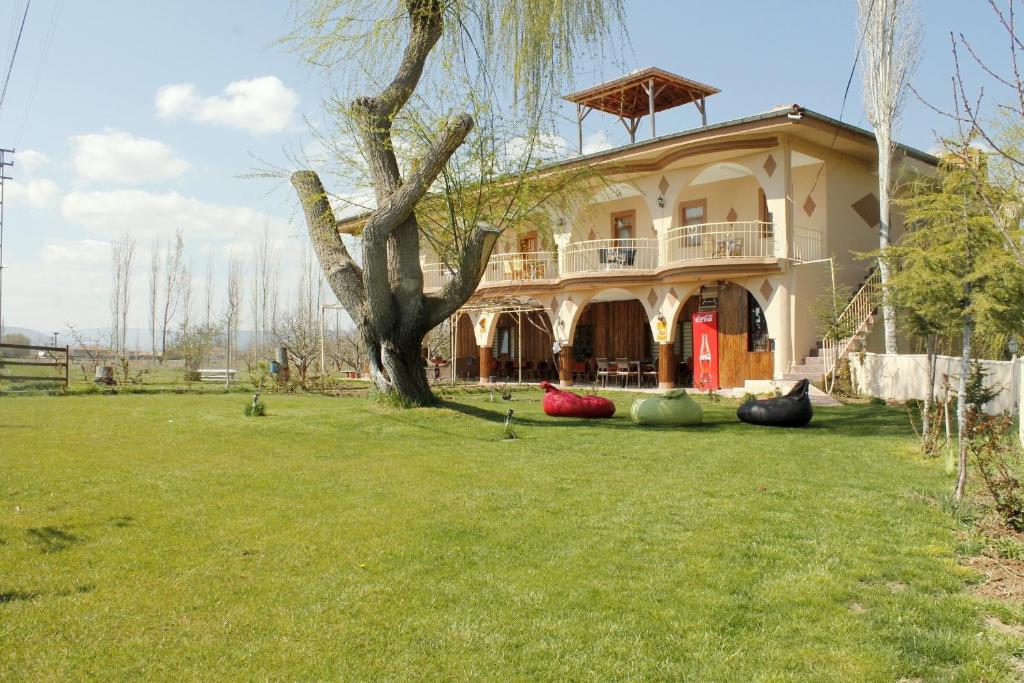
<box><xmin>876</xmin><ymin>128</ymin><xmax>898</xmax><ymax>355</ymax></box>
<box><xmin>290</xmin><ymin>2</ymin><xmax>504</xmax><ymax>406</ymax></box>
<box><xmin>954</xmin><ymin>313</ymin><xmax>973</xmax><ymax>501</ymax></box>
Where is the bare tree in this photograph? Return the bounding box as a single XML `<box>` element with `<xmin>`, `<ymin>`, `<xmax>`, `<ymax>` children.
<box><xmin>203</xmin><ymin>252</ymin><xmax>215</xmax><ymax>329</ymax></box>
<box><xmin>858</xmin><ymin>0</ymin><xmax>923</xmax><ymax>355</ymax></box>
<box><xmin>942</xmin><ymin>0</ymin><xmax>1024</xmax><ymax>268</ymax></box>
<box><xmin>250</xmin><ymin>226</ymin><xmax>280</xmax><ymax>354</ymax></box>
<box><xmin>224</xmin><ymin>252</ymin><xmax>244</xmax><ymax>385</ymax></box>
<box><xmin>148</xmin><ymin>237</ymin><xmax>160</xmax><ymax>356</ymax></box>
<box><xmin>159</xmin><ymin>229</ymin><xmax>186</xmax><ymax>362</ymax></box>
<box><xmin>110</xmin><ymin>232</ymin><xmax>137</xmax><ymax>357</ymax></box>
<box><xmin>180</xmin><ymin>261</ymin><xmax>194</xmax><ymax>333</ymax></box>
<box><xmin>287</xmin><ymin>0</ymin><xmax>623</xmax><ymax>406</ymax></box>
<box><xmin>275</xmin><ymin>309</ymin><xmax>320</xmax><ymax>385</ymax></box>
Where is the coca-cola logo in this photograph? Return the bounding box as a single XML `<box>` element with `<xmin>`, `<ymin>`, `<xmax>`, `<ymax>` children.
<box><xmin>694</xmin><ymin>313</ymin><xmax>715</xmax><ymax>323</ymax></box>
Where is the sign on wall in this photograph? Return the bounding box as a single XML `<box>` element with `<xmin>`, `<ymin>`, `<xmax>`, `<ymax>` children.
<box><xmin>692</xmin><ymin>311</ymin><xmax>719</xmax><ymax>390</ymax></box>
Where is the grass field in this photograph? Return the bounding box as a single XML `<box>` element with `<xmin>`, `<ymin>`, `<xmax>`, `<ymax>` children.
<box><xmin>1</xmin><ymin>390</ymin><xmax>1021</xmax><ymax>680</ymax></box>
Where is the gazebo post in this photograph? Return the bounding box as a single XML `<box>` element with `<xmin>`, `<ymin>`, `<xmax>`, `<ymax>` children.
<box><xmin>577</xmin><ymin>103</ymin><xmax>583</xmax><ymax>154</ymax></box>
<box><xmin>648</xmin><ymin>77</ymin><xmax>656</xmax><ymax>138</ymax></box>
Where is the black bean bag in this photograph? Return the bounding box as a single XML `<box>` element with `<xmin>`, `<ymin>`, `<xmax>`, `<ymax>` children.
<box><xmin>736</xmin><ymin>379</ymin><xmax>813</xmax><ymax>427</ymax></box>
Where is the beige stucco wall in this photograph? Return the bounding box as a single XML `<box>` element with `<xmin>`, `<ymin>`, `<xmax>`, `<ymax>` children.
<box><xmin>572</xmin><ymin>192</ymin><xmax>656</xmax><ymax>242</ymax></box>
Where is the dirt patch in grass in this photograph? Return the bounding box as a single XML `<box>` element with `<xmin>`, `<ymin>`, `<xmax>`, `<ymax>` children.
<box><xmin>966</xmin><ymin>554</ymin><xmax>1024</xmax><ymax>601</ymax></box>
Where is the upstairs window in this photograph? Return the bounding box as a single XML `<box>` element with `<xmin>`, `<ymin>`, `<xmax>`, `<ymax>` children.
<box><xmin>518</xmin><ymin>231</ymin><xmax>538</xmax><ymax>253</ymax></box>
<box><xmin>680</xmin><ymin>199</ymin><xmax>706</xmax><ymax>246</ymax></box>
<box><xmin>611</xmin><ymin>210</ymin><xmax>635</xmax><ymax>243</ymax></box>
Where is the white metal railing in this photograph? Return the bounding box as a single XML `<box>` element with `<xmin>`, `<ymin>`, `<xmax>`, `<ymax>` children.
<box><xmin>422</xmin><ymin>262</ymin><xmax>454</xmax><ymax>291</ymax></box>
<box><xmin>481</xmin><ymin>251</ymin><xmax>558</xmax><ymax>285</ymax></box>
<box><xmin>561</xmin><ymin>238</ymin><xmax>659</xmax><ymax>276</ymax></box>
<box><xmin>820</xmin><ymin>268</ymin><xmax>883</xmax><ymax>376</ymax></box>
<box><xmin>793</xmin><ymin>226</ymin><xmax>824</xmax><ymax>261</ymax></box>
<box><xmin>664</xmin><ymin>221</ymin><xmax>778</xmax><ymax>265</ymax></box>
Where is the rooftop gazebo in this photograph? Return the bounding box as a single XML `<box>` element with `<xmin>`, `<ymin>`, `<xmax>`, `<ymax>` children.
<box><xmin>564</xmin><ymin>67</ymin><xmax>720</xmax><ymax>153</ymax></box>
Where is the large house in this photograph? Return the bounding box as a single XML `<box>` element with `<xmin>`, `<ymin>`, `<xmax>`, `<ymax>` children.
<box><xmin>346</xmin><ymin>68</ymin><xmax>937</xmax><ymax>391</ymax></box>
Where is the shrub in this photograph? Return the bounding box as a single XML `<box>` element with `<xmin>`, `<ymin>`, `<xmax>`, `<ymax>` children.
<box><xmin>869</xmin><ymin>396</ymin><xmax>886</xmax><ymax>406</ymax></box>
<box><xmin>243</xmin><ymin>394</ymin><xmax>267</xmax><ymax>417</ymax></box>
<box><xmin>971</xmin><ymin>413</ymin><xmax>1024</xmax><ymax>532</ymax></box>
<box><xmin>184</xmin><ymin>370</ymin><xmax>201</xmax><ymax>383</ymax></box>
<box><xmin>740</xmin><ymin>392</ymin><xmax>757</xmax><ymax>404</ymax></box>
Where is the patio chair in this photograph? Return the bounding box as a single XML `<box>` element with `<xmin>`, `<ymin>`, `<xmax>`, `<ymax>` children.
<box><xmin>622</xmin><ymin>248</ymin><xmax>637</xmax><ymax>266</ymax></box>
<box><xmin>615</xmin><ymin>357</ymin><xmax>636</xmax><ymax>388</ymax></box>
<box><xmin>573</xmin><ymin>360</ymin><xmax>589</xmax><ymax>384</ymax></box>
<box><xmin>595</xmin><ymin>358</ymin><xmax>611</xmax><ymax>387</ymax></box>
<box><xmin>641</xmin><ymin>361</ymin><xmax>658</xmax><ymax>388</ymax></box>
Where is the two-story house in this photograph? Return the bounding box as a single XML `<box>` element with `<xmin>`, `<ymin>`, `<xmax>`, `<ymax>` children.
<box><xmin>341</xmin><ymin>68</ymin><xmax>937</xmax><ymax>391</ymax></box>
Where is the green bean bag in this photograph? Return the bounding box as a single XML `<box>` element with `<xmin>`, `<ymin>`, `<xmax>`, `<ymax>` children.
<box><xmin>630</xmin><ymin>388</ymin><xmax>704</xmax><ymax>426</ymax></box>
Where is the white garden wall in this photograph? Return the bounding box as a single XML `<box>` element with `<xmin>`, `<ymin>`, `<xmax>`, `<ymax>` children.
<box><xmin>849</xmin><ymin>352</ymin><xmax>1022</xmax><ymax>417</ymax></box>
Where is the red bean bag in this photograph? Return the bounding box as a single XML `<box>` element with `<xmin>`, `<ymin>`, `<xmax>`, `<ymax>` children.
<box><xmin>540</xmin><ymin>381</ymin><xmax>616</xmax><ymax>418</ymax></box>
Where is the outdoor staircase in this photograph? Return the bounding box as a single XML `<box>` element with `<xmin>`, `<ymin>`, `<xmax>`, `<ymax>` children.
<box><xmin>783</xmin><ymin>268</ymin><xmax>883</xmax><ymax>383</ymax></box>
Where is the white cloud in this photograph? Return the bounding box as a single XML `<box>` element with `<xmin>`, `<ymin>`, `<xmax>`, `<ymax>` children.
<box><xmin>69</xmin><ymin>130</ymin><xmax>190</xmax><ymax>184</ymax></box>
<box><xmin>18</xmin><ymin>149</ymin><xmax>50</xmax><ymax>174</ymax></box>
<box><xmin>61</xmin><ymin>188</ymin><xmax>292</xmax><ymax>243</ymax></box>
<box><xmin>5</xmin><ymin>239</ymin><xmax>111</xmax><ymax>329</ymax></box>
<box><xmin>155</xmin><ymin>76</ymin><xmax>299</xmax><ymax>135</ymax></box>
<box><xmin>7</xmin><ymin>178</ymin><xmax>59</xmax><ymax>210</ymax></box>
<box><xmin>582</xmin><ymin>131</ymin><xmax>614</xmax><ymax>156</ymax></box>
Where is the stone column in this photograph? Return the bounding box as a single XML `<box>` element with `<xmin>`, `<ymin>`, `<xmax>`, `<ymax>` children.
<box><xmin>479</xmin><ymin>346</ymin><xmax>493</xmax><ymax>385</ymax></box>
<box><xmin>658</xmin><ymin>342</ymin><xmax>676</xmax><ymax>389</ymax></box>
<box><xmin>559</xmin><ymin>346</ymin><xmax>574</xmax><ymax>386</ymax></box>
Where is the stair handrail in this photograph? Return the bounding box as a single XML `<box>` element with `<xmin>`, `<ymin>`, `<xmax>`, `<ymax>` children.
<box><xmin>820</xmin><ymin>268</ymin><xmax>883</xmax><ymax>377</ymax></box>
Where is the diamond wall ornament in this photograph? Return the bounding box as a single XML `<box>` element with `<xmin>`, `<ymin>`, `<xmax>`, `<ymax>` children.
<box><xmin>759</xmin><ymin>279</ymin><xmax>773</xmax><ymax>301</ymax></box>
<box><xmin>646</xmin><ymin>289</ymin><xmax>659</xmax><ymax>308</ymax></box>
<box><xmin>726</xmin><ymin>207</ymin><xmax>738</xmax><ymax>222</ymax></box>
<box><xmin>549</xmin><ymin>297</ymin><xmax>558</xmax><ymax>311</ymax></box>
<box><xmin>587</xmin><ymin>228</ymin><xmax>597</xmax><ymax>240</ymax></box>
<box><xmin>658</xmin><ymin>176</ymin><xmax>670</xmax><ymax>195</ymax></box>
<box><xmin>763</xmin><ymin>154</ymin><xmax>777</xmax><ymax>177</ymax></box>
<box><xmin>802</xmin><ymin>196</ymin><xmax>816</xmax><ymax>217</ymax></box>
<box><xmin>851</xmin><ymin>193</ymin><xmax>880</xmax><ymax>228</ymax></box>
<box><xmin>668</xmin><ymin>287</ymin><xmax>679</xmax><ymax>302</ymax></box>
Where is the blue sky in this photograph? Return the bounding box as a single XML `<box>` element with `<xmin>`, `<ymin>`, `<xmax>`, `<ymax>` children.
<box><xmin>0</xmin><ymin>0</ymin><xmax>1003</xmax><ymax>334</ymax></box>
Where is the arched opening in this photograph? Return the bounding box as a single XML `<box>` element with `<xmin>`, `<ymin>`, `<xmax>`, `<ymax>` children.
<box><xmin>668</xmin><ymin>280</ymin><xmax>774</xmax><ymax>388</ymax></box>
<box><xmin>569</xmin><ymin>289</ymin><xmax>658</xmax><ymax>387</ymax></box>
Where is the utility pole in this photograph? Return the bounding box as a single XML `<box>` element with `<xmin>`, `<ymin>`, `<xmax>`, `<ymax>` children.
<box><xmin>0</xmin><ymin>148</ymin><xmax>14</xmax><ymax>341</ymax></box>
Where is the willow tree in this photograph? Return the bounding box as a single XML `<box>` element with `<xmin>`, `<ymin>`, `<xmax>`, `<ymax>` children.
<box><xmin>286</xmin><ymin>0</ymin><xmax>622</xmax><ymax>405</ymax></box>
<box><xmin>857</xmin><ymin>0</ymin><xmax>922</xmax><ymax>354</ymax></box>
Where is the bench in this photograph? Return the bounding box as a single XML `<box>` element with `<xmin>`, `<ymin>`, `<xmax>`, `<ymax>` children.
<box><xmin>198</xmin><ymin>368</ymin><xmax>238</xmax><ymax>383</ymax></box>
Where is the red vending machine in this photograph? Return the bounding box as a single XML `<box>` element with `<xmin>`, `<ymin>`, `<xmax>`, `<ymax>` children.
<box><xmin>692</xmin><ymin>311</ymin><xmax>719</xmax><ymax>390</ymax></box>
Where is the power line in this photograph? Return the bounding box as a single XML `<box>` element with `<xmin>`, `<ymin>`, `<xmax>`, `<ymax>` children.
<box><xmin>0</xmin><ymin>0</ymin><xmax>30</xmax><ymax>118</ymax></box>
<box><xmin>14</xmin><ymin>0</ymin><xmax>61</xmax><ymax>144</ymax></box>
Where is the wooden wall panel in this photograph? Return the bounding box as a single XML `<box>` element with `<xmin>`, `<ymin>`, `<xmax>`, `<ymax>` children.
<box><xmin>577</xmin><ymin>300</ymin><xmax>650</xmax><ymax>360</ymax></box>
<box><xmin>717</xmin><ymin>282</ymin><xmax>774</xmax><ymax>388</ymax></box>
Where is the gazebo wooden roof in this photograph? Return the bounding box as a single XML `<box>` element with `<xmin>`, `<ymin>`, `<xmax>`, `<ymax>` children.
<box><xmin>564</xmin><ymin>67</ymin><xmax>720</xmax><ymax>152</ymax></box>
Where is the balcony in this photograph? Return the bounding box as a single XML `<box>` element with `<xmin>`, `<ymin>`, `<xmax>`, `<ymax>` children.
<box><xmin>481</xmin><ymin>251</ymin><xmax>558</xmax><ymax>285</ymax></box>
<box><xmin>421</xmin><ymin>222</ymin><xmax>822</xmax><ymax>292</ymax></box>
<box><xmin>561</xmin><ymin>238</ymin><xmax>659</xmax><ymax>276</ymax></box>
<box><xmin>664</xmin><ymin>221</ymin><xmax>778</xmax><ymax>264</ymax></box>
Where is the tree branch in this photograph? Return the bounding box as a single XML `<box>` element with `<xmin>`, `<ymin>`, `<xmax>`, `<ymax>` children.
<box><xmin>290</xmin><ymin>170</ymin><xmax>366</xmax><ymax>313</ymax></box>
<box><xmin>424</xmin><ymin>222</ymin><xmax>500</xmax><ymax>328</ymax></box>
<box><xmin>363</xmin><ymin>113</ymin><xmax>474</xmax><ymax>240</ymax></box>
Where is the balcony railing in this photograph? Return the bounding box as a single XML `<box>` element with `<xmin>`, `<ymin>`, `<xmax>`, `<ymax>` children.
<box><xmin>792</xmin><ymin>226</ymin><xmax>823</xmax><ymax>261</ymax></box>
<box><xmin>481</xmin><ymin>251</ymin><xmax>558</xmax><ymax>284</ymax></box>
<box><xmin>421</xmin><ymin>222</ymin><xmax>823</xmax><ymax>292</ymax></box>
<box><xmin>422</xmin><ymin>262</ymin><xmax>454</xmax><ymax>291</ymax></box>
<box><xmin>561</xmin><ymin>238</ymin><xmax>659</xmax><ymax>276</ymax></box>
<box><xmin>664</xmin><ymin>221</ymin><xmax>778</xmax><ymax>265</ymax></box>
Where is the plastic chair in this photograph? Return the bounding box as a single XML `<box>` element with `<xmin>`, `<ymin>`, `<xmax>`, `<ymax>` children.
<box><xmin>595</xmin><ymin>358</ymin><xmax>611</xmax><ymax>387</ymax></box>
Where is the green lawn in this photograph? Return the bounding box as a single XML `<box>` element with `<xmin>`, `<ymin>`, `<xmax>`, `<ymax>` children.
<box><xmin>0</xmin><ymin>391</ymin><xmax>1019</xmax><ymax>680</ymax></box>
